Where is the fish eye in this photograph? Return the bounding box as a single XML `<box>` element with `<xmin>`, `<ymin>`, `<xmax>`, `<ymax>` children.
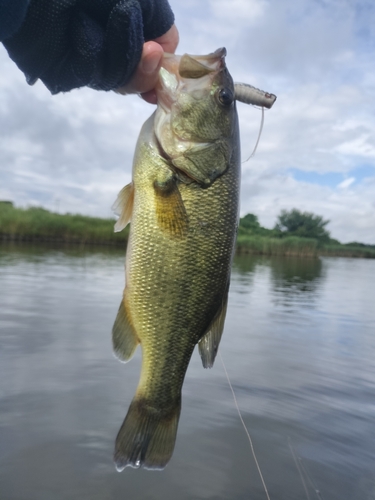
<box><xmin>217</xmin><ymin>88</ymin><xmax>234</xmax><ymax>106</ymax></box>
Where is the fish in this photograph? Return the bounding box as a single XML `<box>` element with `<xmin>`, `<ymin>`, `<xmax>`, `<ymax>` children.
<box><xmin>111</xmin><ymin>47</ymin><xmax>241</xmax><ymax>471</ymax></box>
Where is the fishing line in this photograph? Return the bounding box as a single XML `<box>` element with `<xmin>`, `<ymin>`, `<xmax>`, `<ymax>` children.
<box><xmin>219</xmin><ymin>352</ymin><xmax>271</xmax><ymax>500</ymax></box>
<box><xmin>288</xmin><ymin>437</ymin><xmax>324</xmax><ymax>500</ymax></box>
<box><xmin>288</xmin><ymin>437</ymin><xmax>310</xmax><ymax>500</ymax></box>
<box><xmin>242</xmin><ymin>106</ymin><xmax>265</xmax><ymax>164</ymax></box>
<box><xmin>297</xmin><ymin>450</ymin><xmax>324</xmax><ymax>499</ymax></box>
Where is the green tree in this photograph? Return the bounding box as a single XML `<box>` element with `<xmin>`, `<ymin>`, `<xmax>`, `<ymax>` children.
<box><xmin>240</xmin><ymin>213</ymin><xmax>260</xmax><ymax>231</ymax></box>
<box><xmin>274</xmin><ymin>209</ymin><xmax>330</xmax><ymax>241</ymax></box>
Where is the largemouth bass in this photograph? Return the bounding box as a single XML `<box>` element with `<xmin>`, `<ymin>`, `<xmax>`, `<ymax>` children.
<box><xmin>112</xmin><ymin>47</ymin><xmax>241</xmax><ymax>471</ymax></box>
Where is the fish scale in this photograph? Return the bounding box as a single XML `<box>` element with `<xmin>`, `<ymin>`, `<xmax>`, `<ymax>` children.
<box><xmin>112</xmin><ymin>48</ymin><xmax>241</xmax><ymax>470</ymax></box>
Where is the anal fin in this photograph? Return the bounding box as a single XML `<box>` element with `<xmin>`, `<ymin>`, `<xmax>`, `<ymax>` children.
<box><xmin>198</xmin><ymin>293</ymin><xmax>228</xmax><ymax>368</ymax></box>
<box><xmin>112</xmin><ymin>299</ymin><xmax>139</xmax><ymax>362</ymax></box>
<box><xmin>112</xmin><ymin>183</ymin><xmax>134</xmax><ymax>232</ymax></box>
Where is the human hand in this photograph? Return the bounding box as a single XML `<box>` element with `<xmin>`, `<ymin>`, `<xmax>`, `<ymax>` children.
<box><xmin>116</xmin><ymin>24</ymin><xmax>179</xmax><ymax>104</ymax></box>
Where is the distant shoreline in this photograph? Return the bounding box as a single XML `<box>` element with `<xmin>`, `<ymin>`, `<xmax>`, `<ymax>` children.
<box><xmin>1</xmin><ymin>204</ymin><xmax>374</xmax><ymax>259</ymax></box>
<box><xmin>1</xmin><ymin>233</ymin><xmax>126</xmax><ymax>247</ymax></box>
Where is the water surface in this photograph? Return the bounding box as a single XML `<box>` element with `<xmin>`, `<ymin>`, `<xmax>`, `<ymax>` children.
<box><xmin>1</xmin><ymin>244</ymin><xmax>374</xmax><ymax>500</ymax></box>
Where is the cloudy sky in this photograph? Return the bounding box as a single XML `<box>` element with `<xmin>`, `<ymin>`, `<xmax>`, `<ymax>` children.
<box><xmin>1</xmin><ymin>0</ymin><xmax>374</xmax><ymax>243</ymax></box>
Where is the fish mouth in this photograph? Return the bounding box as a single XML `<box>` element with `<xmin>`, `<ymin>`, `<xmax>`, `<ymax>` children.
<box><xmin>154</xmin><ymin>47</ymin><xmax>228</xmax><ymax>149</ymax></box>
<box><xmin>162</xmin><ymin>47</ymin><xmax>227</xmax><ymax>77</ymax></box>
<box><xmin>156</xmin><ymin>48</ymin><xmax>227</xmax><ymax>112</ymax></box>
<box><xmin>153</xmin><ymin>48</ymin><xmax>230</xmax><ymax>186</ymax></box>
<box><xmin>176</xmin><ymin>47</ymin><xmax>227</xmax><ymax>79</ymax></box>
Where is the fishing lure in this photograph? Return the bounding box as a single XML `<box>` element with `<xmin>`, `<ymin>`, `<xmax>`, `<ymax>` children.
<box><xmin>234</xmin><ymin>83</ymin><xmax>276</xmax><ymax>162</ymax></box>
<box><xmin>234</xmin><ymin>83</ymin><xmax>276</xmax><ymax>108</ymax></box>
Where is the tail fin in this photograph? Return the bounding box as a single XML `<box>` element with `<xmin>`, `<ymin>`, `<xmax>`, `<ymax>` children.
<box><xmin>114</xmin><ymin>396</ymin><xmax>181</xmax><ymax>471</ymax></box>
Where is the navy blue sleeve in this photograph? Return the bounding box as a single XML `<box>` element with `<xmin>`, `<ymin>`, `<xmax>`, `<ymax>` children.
<box><xmin>2</xmin><ymin>0</ymin><xmax>174</xmax><ymax>94</ymax></box>
<box><xmin>0</xmin><ymin>0</ymin><xmax>30</xmax><ymax>41</ymax></box>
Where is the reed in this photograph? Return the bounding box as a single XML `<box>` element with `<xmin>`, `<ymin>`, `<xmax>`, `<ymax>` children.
<box><xmin>236</xmin><ymin>234</ymin><xmax>318</xmax><ymax>257</ymax></box>
<box><xmin>0</xmin><ymin>204</ymin><xmax>128</xmax><ymax>245</ymax></box>
<box><xmin>1</xmin><ymin>204</ymin><xmax>374</xmax><ymax>258</ymax></box>
<box><xmin>320</xmin><ymin>244</ymin><xmax>375</xmax><ymax>259</ymax></box>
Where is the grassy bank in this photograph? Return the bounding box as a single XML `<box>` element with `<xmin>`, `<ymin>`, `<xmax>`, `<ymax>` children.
<box><xmin>236</xmin><ymin>236</ymin><xmax>375</xmax><ymax>259</ymax></box>
<box><xmin>236</xmin><ymin>234</ymin><xmax>319</xmax><ymax>257</ymax></box>
<box><xmin>0</xmin><ymin>204</ymin><xmax>128</xmax><ymax>246</ymax></box>
<box><xmin>1</xmin><ymin>203</ymin><xmax>374</xmax><ymax>258</ymax></box>
<box><xmin>319</xmin><ymin>243</ymin><xmax>375</xmax><ymax>259</ymax></box>
<box><xmin>236</xmin><ymin>212</ymin><xmax>375</xmax><ymax>258</ymax></box>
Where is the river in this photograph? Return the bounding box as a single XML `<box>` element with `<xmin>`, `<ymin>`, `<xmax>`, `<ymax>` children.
<box><xmin>0</xmin><ymin>244</ymin><xmax>374</xmax><ymax>500</ymax></box>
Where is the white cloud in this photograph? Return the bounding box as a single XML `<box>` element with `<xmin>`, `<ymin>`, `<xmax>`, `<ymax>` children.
<box><xmin>209</xmin><ymin>0</ymin><xmax>267</xmax><ymax>23</ymax></box>
<box><xmin>1</xmin><ymin>0</ymin><xmax>375</xmax><ymax>244</ymax></box>
<box><xmin>337</xmin><ymin>177</ymin><xmax>355</xmax><ymax>189</ymax></box>
<box><xmin>240</xmin><ymin>172</ymin><xmax>375</xmax><ymax>243</ymax></box>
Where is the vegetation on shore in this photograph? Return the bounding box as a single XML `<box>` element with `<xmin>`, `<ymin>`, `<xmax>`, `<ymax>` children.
<box><xmin>0</xmin><ymin>203</ymin><xmax>128</xmax><ymax>246</ymax></box>
<box><xmin>1</xmin><ymin>202</ymin><xmax>374</xmax><ymax>258</ymax></box>
<box><xmin>237</xmin><ymin>210</ymin><xmax>375</xmax><ymax>259</ymax></box>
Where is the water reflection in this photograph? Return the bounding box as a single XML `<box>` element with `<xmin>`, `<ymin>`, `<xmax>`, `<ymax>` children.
<box><xmin>0</xmin><ymin>240</ymin><xmax>125</xmax><ymax>262</ymax></box>
<box><xmin>232</xmin><ymin>253</ymin><xmax>260</xmax><ymax>275</ymax></box>
<box><xmin>1</xmin><ymin>244</ymin><xmax>375</xmax><ymax>500</ymax></box>
<box><xmin>269</xmin><ymin>256</ymin><xmax>324</xmax><ymax>310</ymax></box>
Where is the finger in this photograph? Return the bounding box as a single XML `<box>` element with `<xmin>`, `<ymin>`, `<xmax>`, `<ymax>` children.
<box><xmin>138</xmin><ymin>25</ymin><xmax>179</xmax><ymax>103</ymax></box>
<box><xmin>116</xmin><ymin>42</ymin><xmax>163</xmax><ymax>96</ymax></box>
<box><xmin>115</xmin><ymin>24</ymin><xmax>179</xmax><ymax>102</ymax></box>
<box><xmin>154</xmin><ymin>24</ymin><xmax>179</xmax><ymax>54</ymax></box>
<box><xmin>140</xmin><ymin>89</ymin><xmax>158</xmax><ymax>104</ymax></box>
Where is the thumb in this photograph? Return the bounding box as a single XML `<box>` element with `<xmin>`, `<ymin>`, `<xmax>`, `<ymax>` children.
<box><xmin>116</xmin><ymin>42</ymin><xmax>163</xmax><ymax>99</ymax></box>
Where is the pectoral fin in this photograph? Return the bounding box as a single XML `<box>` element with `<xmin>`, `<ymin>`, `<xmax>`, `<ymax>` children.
<box><xmin>198</xmin><ymin>293</ymin><xmax>228</xmax><ymax>368</ymax></box>
<box><xmin>172</xmin><ymin>141</ymin><xmax>230</xmax><ymax>187</ymax></box>
<box><xmin>112</xmin><ymin>183</ymin><xmax>134</xmax><ymax>232</ymax></box>
<box><xmin>112</xmin><ymin>299</ymin><xmax>139</xmax><ymax>362</ymax></box>
<box><xmin>154</xmin><ymin>172</ymin><xmax>188</xmax><ymax>237</ymax></box>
